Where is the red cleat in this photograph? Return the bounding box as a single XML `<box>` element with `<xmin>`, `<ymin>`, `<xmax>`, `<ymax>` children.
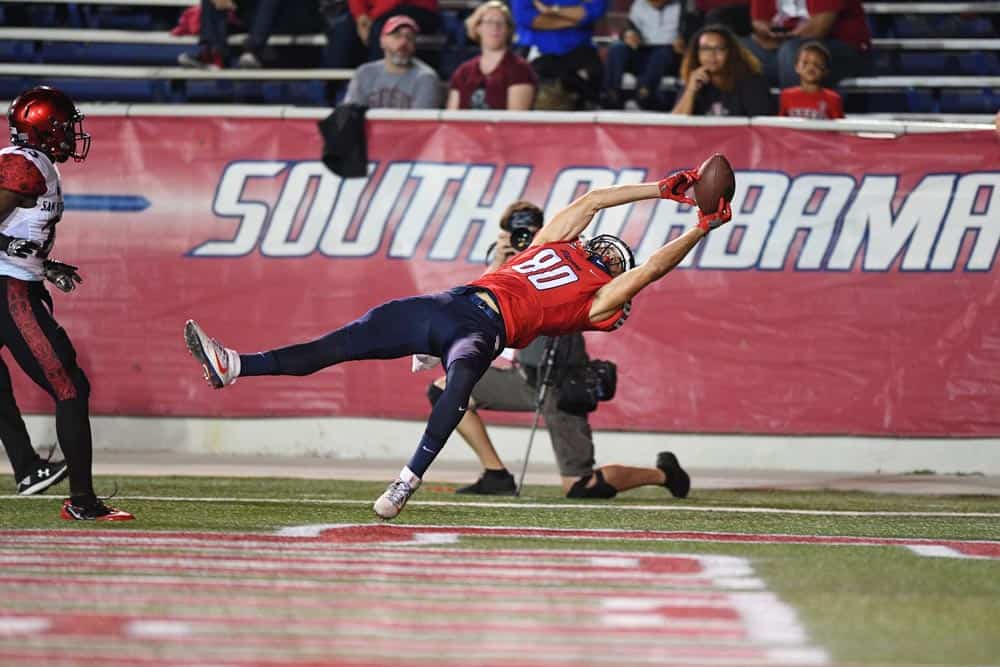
<box><xmin>61</xmin><ymin>498</ymin><xmax>135</xmax><ymax>521</ymax></box>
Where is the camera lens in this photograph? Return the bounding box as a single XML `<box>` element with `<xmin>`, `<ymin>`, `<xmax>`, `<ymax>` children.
<box><xmin>510</xmin><ymin>227</ymin><xmax>534</xmax><ymax>251</ymax></box>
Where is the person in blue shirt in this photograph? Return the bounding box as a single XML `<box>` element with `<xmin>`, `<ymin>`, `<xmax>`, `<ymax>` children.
<box><xmin>512</xmin><ymin>0</ymin><xmax>608</xmax><ymax>108</ymax></box>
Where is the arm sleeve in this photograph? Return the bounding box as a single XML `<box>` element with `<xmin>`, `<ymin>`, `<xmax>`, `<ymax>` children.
<box><xmin>347</xmin><ymin>0</ymin><xmax>370</xmax><ymax>19</ymax></box>
<box><xmin>778</xmin><ymin>89</ymin><xmax>790</xmax><ymax>116</ymax></box>
<box><xmin>807</xmin><ymin>0</ymin><xmax>845</xmax><ymax>14</ymax></box>
<box><xmin>582</xmin><ymin>0</ymin><xmax>608</xmax><ymax>25</ymax></box>
<box><xmin>750</xmin><ymin>0</ymin><xmax>778</xmax><ymax>22</ymax></box>
<box><xmin>0</xmin><ymin>154</ymin><xmax>46</xmax><ymax>198</ymax></box>
<box><xmin>413</xmin><ymin>72</ymin><xmax>442</xmax><ymax>109</ymax></box>
<box><xmin>828</xmin><ymin>90</ymin><xmax>845</xmax><ymax>119</ymax></box>
<box><xmin>512</xmin><ymin>0</ymin><xmax>539</xmax><ymax>31</ymax></box>
<box><xmin>344</xmin><ymin>72</ymin><xmax>363</xmax><ymax>105</ymax></box>
<box><xmin>509</xmin><ymin>57</ymin><xmax>538</xmax><ymax>86</ymax></box>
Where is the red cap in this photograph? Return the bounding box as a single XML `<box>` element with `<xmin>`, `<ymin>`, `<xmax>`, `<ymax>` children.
<box><xmin>381</xmin><ymin>15</ymin><xmax>419</xmax><ymax>37</ymax></box>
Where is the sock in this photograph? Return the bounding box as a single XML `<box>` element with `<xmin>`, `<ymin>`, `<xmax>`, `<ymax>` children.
<box><xmin>399</xmin><ymin>466</ymin><xmax>421</xmax><ymax>489</ymax></box>
<box><xmin>239</xmin><ymin>352</ymin><xmax>279</xmax><ymax>376</ymax></box>
<box><xmin>484</xmin><ymin>468</ymin><xmax>511</xmax><ymax>478</ymax></box>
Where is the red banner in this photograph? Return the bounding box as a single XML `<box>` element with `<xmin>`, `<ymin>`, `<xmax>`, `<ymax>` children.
<box><xmin>10</xmin><ymin>116</ymin><xmax>999</xmax><ymax>436</ymax></box>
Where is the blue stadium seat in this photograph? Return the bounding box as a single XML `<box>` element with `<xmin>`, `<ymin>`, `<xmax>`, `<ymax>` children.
<box><xmin>39</xmin><ymin>77</ymin><xmax>163</xmax><ymax>103</ymax></box>
<box><xmin>40</xmin><ymin>42</ymin><xmax>189</xmax><ymax>67</ymax></box>
<box><xmin>81</xmin><ymin>7</ymin><xmax>156</xmax><ymax>30</ymax></box>
<box><xmin>904</xmin><ymin>88</ymin><xmax>940</xmax><ymax>113</ymax></box>
<box><xmin>0</xmin><ymin>41</ymin><xmax>36</xmax><ymax>64</ymax></box>
<box><xmin>898</xmin><ymin>53</ymin><xmax>951</xmax><ymax>75</ymax></box>
<box><xmin>260</xmin><ymin>81</ymin><xmax>328</xmax><ymax>106</ymax></box>
<box><xmin>956</xmin><ymin>16</ymin><xmax>997</xmax><ymax>37</ymax></box>
<box><xmin>939</xmin><ymin>89</ymin><xmax>997</xmax><ymax>113</ymax></box>
<box><xmin>0</xmin><ymin>78</ymin><xmax>28</xmax><ymax>101</ymax></box>
<box><xmin>183</xmin><ymin>80</ymin><xmax>239</xmax><ymax>104</ymax></box>
<box><xmin>893</xmin><ymin>15</ymin><xmax>935</xmax><ymax>38</ymax></box>
<box><xmin>957</xmin><ymin>51</ymin><xmax>999</xmax><ymax>75</ymax></box>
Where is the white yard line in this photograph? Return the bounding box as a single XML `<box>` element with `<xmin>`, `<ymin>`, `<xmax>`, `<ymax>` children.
<box><xmin>8</xmin><ymin>494</ymin><xmax>997</xmax><ymax>517</ymax></box>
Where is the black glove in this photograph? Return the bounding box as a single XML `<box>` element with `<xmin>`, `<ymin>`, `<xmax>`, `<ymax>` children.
<box><xmin>43</xmin><ymin>259</ymin><xmax>83</xmax><ymax>293</ymax></box>
<box><xmin>0</xmin><ymin>233</ymin><xmax>40</xmax><ymax>258</ymax></box>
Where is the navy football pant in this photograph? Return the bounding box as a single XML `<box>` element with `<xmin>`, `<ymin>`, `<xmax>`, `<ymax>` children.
<box><xmin>0</xmin><ymin>278</ymin><xmax>95</xmax><ymax>499</ymax></box>
<box><xmin>240</xmin><ymin>288</ymin><xmax>506</xmax><ymax>477</ymax></box>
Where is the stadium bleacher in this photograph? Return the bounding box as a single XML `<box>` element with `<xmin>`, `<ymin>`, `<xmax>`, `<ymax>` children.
<box><xmin>0</xmin><ymin>0</ymin><xmax>997</xmax><ymax>117</ymax></box>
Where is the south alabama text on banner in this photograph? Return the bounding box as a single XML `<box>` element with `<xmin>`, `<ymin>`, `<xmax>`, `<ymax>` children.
<box><xmin>24</xmin><ymin>116</ymin><xmax>998</xmax><ymax>436</ymax></box>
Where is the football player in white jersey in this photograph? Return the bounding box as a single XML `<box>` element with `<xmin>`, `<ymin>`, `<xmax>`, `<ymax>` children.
<box><xmin>0</xmin><ymin>86</ymin><xmax>132</xmax><ymax>520</ymax></box>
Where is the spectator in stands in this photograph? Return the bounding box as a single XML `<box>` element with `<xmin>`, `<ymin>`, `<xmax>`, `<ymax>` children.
<box><xmin>323</xmin><ymin>0</ymin><xmax>440</xmax><ymax>73</ymax></box>
<box><xmin>177</xmin><ymin>0</ymin><xmax>282</xmax><ymax>69</ymax></box>
<box><xmin>344</xmin><ymin>15</ymin><xmax>442</xmax><ymax>108</ymax></box>
<box><xmin>672</xmin><ymin>24</ymin><xmax>773</xmax><ymax>116</ymax></box>
<box><xmin>602</xmin><ymin>0</ymin><xmax>683</xmax><ymax>110</ymax></box>
<box><xmin>447</xmin><ymin>2</ymin><xmax>537</xmax><ymax>110</ymax></box>
<box><xmin>744</xmin><ymin>0</ymin><xmax>871</xmax><ymax>88</ymax></box>
<box><xmin>681</xmin><ymin>0</ymin><xmax>752</xmax><ymax>40</ymax></box>
<box><xmin>511</xmin><ymin>0</ymin><xmax>608</xmax><ymax>110</ymax></box>
<box><xmin>778</xmin><ymin>41</ymin><xmax>844</xmax><ymax>118</ymax></box>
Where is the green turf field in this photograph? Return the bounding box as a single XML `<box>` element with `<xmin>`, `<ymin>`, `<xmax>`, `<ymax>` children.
<box><xmin>2</xmin><ymin>475</ymin><xmax>998</xmax><ymax>667</ymax></box>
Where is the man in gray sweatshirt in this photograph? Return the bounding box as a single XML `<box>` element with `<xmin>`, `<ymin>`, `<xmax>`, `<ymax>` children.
<box><xmin>344</xmin><ymin>15</ymin><xmax>442</xmax><ymax>109</ymax></box>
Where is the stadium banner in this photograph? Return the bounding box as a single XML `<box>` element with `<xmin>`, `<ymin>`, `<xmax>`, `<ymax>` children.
<box><xmin>12</xmin><ymin>116</ymin><xmax>998</xmax><ymax>436</ymax></box>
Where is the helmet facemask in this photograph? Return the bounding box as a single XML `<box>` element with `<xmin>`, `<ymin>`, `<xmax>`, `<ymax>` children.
<box><xmin>585</xmin><ymin>235</ymin><xmax>635</xmax><ymax>277</ymax></box>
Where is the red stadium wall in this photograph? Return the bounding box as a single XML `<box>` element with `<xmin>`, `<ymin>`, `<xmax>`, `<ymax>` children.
<box><xmin>9</xmin><ymin>116</ymin><xmax>999</xmax><ymax>436</ymax></box>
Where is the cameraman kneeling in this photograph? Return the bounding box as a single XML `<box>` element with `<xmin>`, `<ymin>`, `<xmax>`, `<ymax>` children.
<box><xmin>428</xmin><ymin>201</ymin><xmax>690</xmax><ymax>499</ymax></box>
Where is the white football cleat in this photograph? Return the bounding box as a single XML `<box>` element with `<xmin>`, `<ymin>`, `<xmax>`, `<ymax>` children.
<box><xmin>184</xmin><ymin>319</ymin><xmax>240</xmax><ymax>389</ymax></box>
<box><xmin>374</xmin><ymin>467</ymin><xmax>422</xmax><ymax>520</ymax></box>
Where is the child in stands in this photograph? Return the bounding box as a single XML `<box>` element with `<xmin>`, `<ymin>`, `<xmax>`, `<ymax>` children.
<box><xmin>778</xmin><ymin>41</ymin><xmax>844</xmax><ymax>119</ymax></box>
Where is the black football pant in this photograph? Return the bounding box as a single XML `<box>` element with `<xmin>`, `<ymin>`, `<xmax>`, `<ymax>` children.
<box><xmin>239</xmin><ymin>287</ymin><xmax>506</xmax><ymax>477</ymax></box>
<box><xmin>0</xmin><ymin>277</ymin><xmax>95</xmax><ymax>500</ymax></box>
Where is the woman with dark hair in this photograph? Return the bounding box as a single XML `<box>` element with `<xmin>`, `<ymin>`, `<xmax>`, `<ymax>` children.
<box><xmin>671</xmin><ymin>24</ymin><xmax>773</xmax><ymax>116</ymax></box>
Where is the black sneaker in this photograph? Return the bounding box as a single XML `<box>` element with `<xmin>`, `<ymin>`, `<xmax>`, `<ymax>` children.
<box><xmin>60</xmin><ymin>498</ymin><xmax>134</xmax><ymax>522</ymax></box>
<box><xmin>455</xmin><ymin>470</ymin><xmax>517</xmax><ymax>495</ymax></box>
<box><xmin>657</xmin><ymin>451</ymin><xmax>691</xmax><ymax>499</ymax></box>
<box><xmin>16</xmin><ymin>460</ymin><xmax>69</xmax><ymax>496</ymax></box>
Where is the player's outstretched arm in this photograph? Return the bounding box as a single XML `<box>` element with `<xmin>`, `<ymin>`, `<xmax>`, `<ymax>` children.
<box><xmin>531</xmin><ymin>182</ymin><xmax>660</xmax><ymax>246</ymax></box>
<box><xmin>587</xmin><ymin>197</ymin><xmax>732</xmax><ymax>322</ymax></box>
<box><xmin>531</xmin><ymin>170</ymin><xmax>700</xmax><ymax>247</ymax></box>
<box><xmin>587</xmin><ymin>226</ymin><xmax>706</xmax><ymax>322</ymax></box>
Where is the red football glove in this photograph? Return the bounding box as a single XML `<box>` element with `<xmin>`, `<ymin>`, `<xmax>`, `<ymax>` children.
<box><xmin>657</xmin><ymin>169</ymin><xmax>699</xmax><ymax>206</ymax></box>
<box><xmin>697</xmin><ymin>197</ymin><xmax>732</xmax><ymax>232</ymax></box>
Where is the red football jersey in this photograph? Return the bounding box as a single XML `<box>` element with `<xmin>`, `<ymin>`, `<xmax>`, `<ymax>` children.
<box><xmin>778</xmin><ymin>87</ymin><xmax>844</xmax><ymax>120</ymax></box>
<box><xmin>470</xmin><ymin>240</ymin><xmax>629</xmax><ymax>348</ymax></box>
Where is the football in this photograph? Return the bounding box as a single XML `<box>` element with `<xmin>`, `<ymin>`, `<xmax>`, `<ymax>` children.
<box><xmin>692</xmin><ymin>153</ymin><xmax>736</xmax><ymax>213</ymax></box>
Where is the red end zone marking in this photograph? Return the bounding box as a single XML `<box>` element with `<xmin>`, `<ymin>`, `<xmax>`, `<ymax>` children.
<box><xmin>0</xmin><ymin>527</ymin><xmax>829</xmax><ymax>666</ymax></box>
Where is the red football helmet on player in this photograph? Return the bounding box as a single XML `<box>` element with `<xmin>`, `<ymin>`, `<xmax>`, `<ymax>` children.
<box><xmin>585</xmin><ymin>234</ymin><xmax>635</xmax><ymax>277</ymax></box>
<box><xmin>7</xmin><ymin>86</ymin><xmax>91</xmax><ymax>163</ymax></box>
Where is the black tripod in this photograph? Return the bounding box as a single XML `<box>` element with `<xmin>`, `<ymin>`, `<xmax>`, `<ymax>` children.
<box><xmin>515</xmin><ymin>337</ymin><xmax>560</xmax><ymax>497</ymax></box>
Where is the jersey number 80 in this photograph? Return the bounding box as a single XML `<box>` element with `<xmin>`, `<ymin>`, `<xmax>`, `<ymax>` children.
<box><xmin>510</xmin><ymin>248</ymin><xmax>579</xmax><ymax>291</ymax></box>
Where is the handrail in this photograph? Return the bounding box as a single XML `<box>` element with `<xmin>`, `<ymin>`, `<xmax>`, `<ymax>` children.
<box><xmin>0</xmin><ymin>62</ymin><xmax>354</xmax><ymax>81</ymax></box>
<box><xmin>7</xmin><ymin>0</ymin><xmax>1000</xmax><ymax>11</ymax></box>
<box><xmin>19</xmin><ymin>102</ymin><xmax>987</xmax><ymax>132</ymax></box>
<box><xmin>2</xmin><ymin>27</ymin><xmax>997</xmax><ymax>54</ymax></box>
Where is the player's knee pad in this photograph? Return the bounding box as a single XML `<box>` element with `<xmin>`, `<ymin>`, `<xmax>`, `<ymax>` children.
<box><xmin>566</xmin><ymin>469</ymin><xmax>618</xmax><ymax>499</ymax></box>
<box><xmin>427</xmin><ymin>383</ymin><xmax>444</xmax><ymax>407</ymax></box>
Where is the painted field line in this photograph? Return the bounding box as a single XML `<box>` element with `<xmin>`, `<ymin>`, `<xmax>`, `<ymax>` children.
<box><xmin>8</xmin><ymin>494</ymin><xmax>997</xmax><ymax>517</ymax></box>
<box><xmin>5</xmin><ymin>526</ymin><xmax>1000</xmax><ymax>551</ymax></box>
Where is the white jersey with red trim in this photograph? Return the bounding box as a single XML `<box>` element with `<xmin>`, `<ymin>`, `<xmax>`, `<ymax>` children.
<box><xmin>0</xmin><ymin>145</ymin><xmax>63</xmax><ymax>281</ymax></box>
